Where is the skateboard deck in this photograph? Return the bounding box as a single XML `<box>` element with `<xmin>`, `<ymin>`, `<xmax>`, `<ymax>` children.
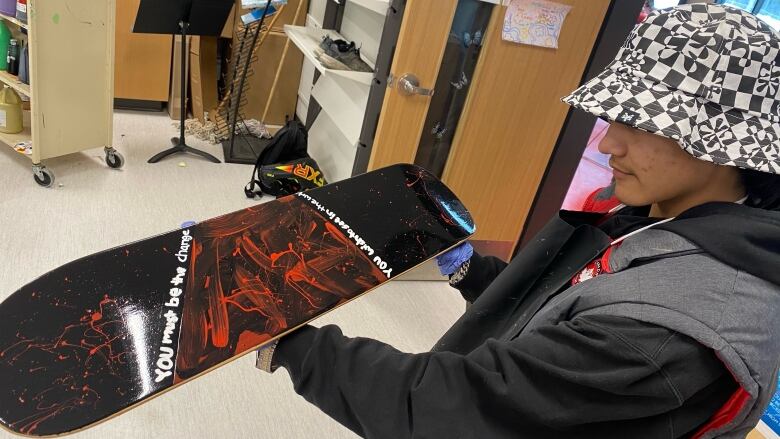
<box><xmin>0</xmin><ymin>164</ymin><xmax>475</xmax><ymax>436</ymax></box>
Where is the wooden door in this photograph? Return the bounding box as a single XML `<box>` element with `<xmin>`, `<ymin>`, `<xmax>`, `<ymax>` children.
<box><xmin>114</xmin><ymin>0</ymin><xmax>172</xmax><ymax>101</ymax></box>
<box><xmin>367</xmin><ymin>0</ymin><xmax>459</xmax><ymax>169</ymax></box>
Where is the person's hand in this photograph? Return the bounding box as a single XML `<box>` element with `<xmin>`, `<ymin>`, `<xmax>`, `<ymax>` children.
<box><xmin>436</xmin><ymin>242</ymin><xmax>473</xmax><ymax>276</ymax></box>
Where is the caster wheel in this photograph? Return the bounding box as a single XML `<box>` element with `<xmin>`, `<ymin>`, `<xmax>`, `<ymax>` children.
<box><xmin>106</xmin><ymin>151</ymin><xmax>125</xmax><ymax>169</ymax></box>
<box><xmin>33</xmin><ymin>168</ymin><xmax>54</xmax><ymax>188</ymax></box>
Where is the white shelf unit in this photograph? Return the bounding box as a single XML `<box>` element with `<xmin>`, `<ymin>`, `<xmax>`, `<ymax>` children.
<box><xmin>290</xmin><ymin>0</ymin><xmax>386</xmax><ymax>182</ymax></box>
<box><xmin>284</xmin><ymin>24</ymin><xmax>375</xmax><ymax>85</ymax></box>
<box><xmin>307</xmin><ymin>109</ymin><xmax>357</xmax><ymax>183</ymax></box>
<box><xmin>311</xmin><ymin>73</ymin><xmax>369</xmax><ymax>146</ymax></box>
<box><xmin>0</xmin><ymin>0</ymin><xmax>119</xmax><ymax>187</ymax></box>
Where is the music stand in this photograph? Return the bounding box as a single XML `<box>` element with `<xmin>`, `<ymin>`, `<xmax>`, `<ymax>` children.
<box><xmin>134</xmin><ymin>0</ymin><xmax>234</xmax><ymax>164</ymax></box>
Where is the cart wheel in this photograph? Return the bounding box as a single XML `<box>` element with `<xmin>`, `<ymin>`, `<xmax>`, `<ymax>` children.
<box><xmin>33</xmin><ymin>167</ymin><xmax>54</xmax><ymax>188</ymax></box>
<box><xmin>106</xmin><ymin>150</ymin><xmax>125</xmax><ymax>169</ymax></box>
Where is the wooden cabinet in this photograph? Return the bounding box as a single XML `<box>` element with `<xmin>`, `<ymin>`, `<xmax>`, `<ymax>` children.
<box><xmin>114</xmin><ymin>0</ymin><xmax>172</xmax><ymax>102</ymax></box>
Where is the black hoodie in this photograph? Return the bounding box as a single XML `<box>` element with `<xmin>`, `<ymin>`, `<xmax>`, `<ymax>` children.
<box><xmin>271</xmin><ymin>203</ymin><xmax>780</xmax><ymax>439</ymax></box>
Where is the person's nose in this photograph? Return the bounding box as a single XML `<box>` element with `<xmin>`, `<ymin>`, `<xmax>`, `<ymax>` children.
<box><xmin>598</xmin><ymin>123</ymin><xmax>628</xmax><ymax>158</ymax></box>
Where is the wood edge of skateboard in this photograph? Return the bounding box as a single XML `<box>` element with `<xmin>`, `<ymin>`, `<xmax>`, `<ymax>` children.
<box><xmin>0</xmin><ymin>236</ymin><xmax>475</xmax><ymax>437</ymax></box>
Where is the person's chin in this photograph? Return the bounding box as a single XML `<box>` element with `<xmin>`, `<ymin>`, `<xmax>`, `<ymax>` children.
<box><xmin>614</xmin><ymin>184</ymin><xmax>649</xmax><ymax>207</ymax></box>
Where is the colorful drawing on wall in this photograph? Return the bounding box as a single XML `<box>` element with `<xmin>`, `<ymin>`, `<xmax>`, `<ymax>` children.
<box><xmin>502</xmin><ymin>0</ymin><xmax>572</xmax><ymax>49</ymax></box>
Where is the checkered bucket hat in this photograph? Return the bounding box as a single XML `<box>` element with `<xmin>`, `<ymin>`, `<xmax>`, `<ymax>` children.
<box><xmin>563</xmin><ymin>4</ymin><xmax>780</xmax><ymax>174</ymax></box>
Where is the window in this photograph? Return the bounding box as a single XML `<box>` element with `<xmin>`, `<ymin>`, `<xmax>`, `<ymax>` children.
<box><xmin>756</xmin><ymin>1</ymin><xmax>780</xmax><ymax>29</ymax></box>
<box><xmin>720</xmin><ymin>0</ymin><xmax>780</xmax><ymax>30</ymax></box>
<box><xmin>721</xmin><ymin>0</ymin><xmax>759</xmax><ymax>11</ymax></box>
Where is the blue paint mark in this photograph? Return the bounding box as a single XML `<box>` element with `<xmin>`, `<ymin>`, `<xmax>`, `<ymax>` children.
<box><xmin>439</xmin><ymin>199</ymin><xmax>476</xmax><ymax>234</ymax></box>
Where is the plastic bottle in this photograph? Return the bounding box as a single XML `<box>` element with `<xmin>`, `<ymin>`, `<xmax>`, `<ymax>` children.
<box><xmin>0</xmin><ymin>21</ymin><xmax>10</xmax><ymax>71</ymax></box>
<box><xmin>7</xmin><ymin>38</ymin><xmax>18</xmax><ymax>75</ymax></box>
<box><xmin>18</xmin><ymin>40</ymin><xmax>27</xmax><ymax>83</ymax></box>
<box><xmin>0</xmin><ymin>86</ymin><xmax>23</xmax><ymax>134</ymax></box>
<box><xmin>15</xmin><ymin>0</ymin><xmax>26</xmax><ymax>24</ymax></box>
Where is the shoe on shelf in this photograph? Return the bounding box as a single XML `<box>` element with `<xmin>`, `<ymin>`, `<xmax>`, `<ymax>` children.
<box><xmin>314</xmin><ymin>48</ymin><xmax>350</xmax><ymax>71</ymax></box>
<box><xmin>319</xmin><ymin>36</ymin><xmax>354</xmax><ymax>57</ymax></box>
<box><xmin>318</xmin><ymin>35</ymin><xmax>374</xmax><ymax>73</ymax></box>
<box><xmin>335</xmin><ymin>47</ymin><xmax>373</xmax><ymax>73</ymax></box>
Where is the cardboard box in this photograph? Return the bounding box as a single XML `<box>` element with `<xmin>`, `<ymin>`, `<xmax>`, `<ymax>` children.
<box><xmin>168</xmin><ymin>35</ymin><xmax>191</xmax><ymax>120</ymax></box>
<box><xmin>190</xmin><ymin>36</ymin><xmax>219</xmax><ymax>123</ymax></box>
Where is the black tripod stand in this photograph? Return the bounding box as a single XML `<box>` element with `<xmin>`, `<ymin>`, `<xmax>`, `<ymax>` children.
<box><xmin>149</xmin><ymin>21</ymin><xmax>220</xmax><ymax>163</ymax></box>
<box><xmin>134</xmin><ymin>0</ymin><xmax>233</xmax><ymax>164</ymax></box>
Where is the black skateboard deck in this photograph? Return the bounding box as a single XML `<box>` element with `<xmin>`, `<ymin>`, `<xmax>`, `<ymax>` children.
<box><xmin>0</xmin><ymin>164</ymin><xmax>475</xmax><ymax>436</ymax></box>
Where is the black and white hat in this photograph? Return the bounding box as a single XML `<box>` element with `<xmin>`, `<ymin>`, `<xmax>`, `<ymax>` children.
<box><xmin>563</xmin><ymin>4</ymin><xmax>780</xmax><ymax>174</ymax></box>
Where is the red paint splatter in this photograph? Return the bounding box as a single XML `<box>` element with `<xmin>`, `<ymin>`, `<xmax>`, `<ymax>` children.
<box><xmin>174</xmin><ymin>197</ymin><xmax>386</xmax><ymax>382</ymax></box>
<box><xmin>2</xmin><ymin>295</ymin><xmax>129</xmax><ymax>434</ymax></box>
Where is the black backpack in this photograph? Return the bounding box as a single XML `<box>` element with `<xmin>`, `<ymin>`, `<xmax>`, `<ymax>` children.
<box><xmin>245</xmin><ymin>120</ymin><xmax>327</xmax><ymax>198</ymax></box>
<box><xmin>257</xmin><ymin>119</ymin><xmax>309</xmax><ymax>166</ymax></box>
<box><xmin>244</xmin><ymin>158</ymin><xmax>327</xmax><ymax>198</ymax></box>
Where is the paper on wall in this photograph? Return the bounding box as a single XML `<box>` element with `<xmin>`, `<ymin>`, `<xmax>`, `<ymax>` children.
<box><xmin>502</xmin><ymin>0</ymin><xmax>572</xmax><ymax>49</ymax></box>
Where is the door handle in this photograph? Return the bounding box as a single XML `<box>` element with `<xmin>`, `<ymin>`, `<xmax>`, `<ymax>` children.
<box><xmin>388</xmin><ymin>73</ymin><xmax>435</xmax><ymax>97</ymax></box>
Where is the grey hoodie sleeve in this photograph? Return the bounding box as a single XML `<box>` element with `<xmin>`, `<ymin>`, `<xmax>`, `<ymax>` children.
<box><xmin>272</xmin><ymin>316</ymin><xmax>733</xmax><ymax>439</ymax></box>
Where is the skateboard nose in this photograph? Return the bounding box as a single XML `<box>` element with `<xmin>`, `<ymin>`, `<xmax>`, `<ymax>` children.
<box><xmin>401</xmin><ymin>164</ymin><xmax>476</xmax><ymax>236</ymax></box>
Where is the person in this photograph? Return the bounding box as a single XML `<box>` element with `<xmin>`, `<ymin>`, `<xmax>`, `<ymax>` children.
<box><xmin>255</xmin><ymin>5</ymin><xmax>780</xmax><ymax>438</ymax></box>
